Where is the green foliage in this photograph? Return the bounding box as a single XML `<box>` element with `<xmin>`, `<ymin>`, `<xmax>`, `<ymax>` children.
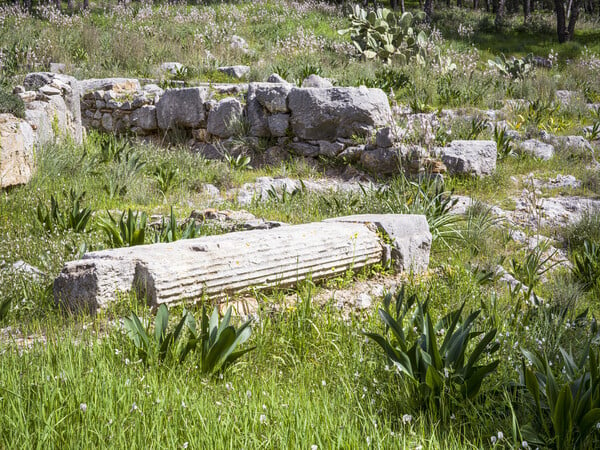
<box><xmin>494</xmin><ymin>126</ymin><xmax>515</xmax><ymax>160</ymax></box>
<box><xmin>191</xmin><ymin>305</ymin><xmax>255</xmax><ymax>375</ymax></box>
<box><xmin>338</xmin><ymin>6</ymin><xmax>428</xmax><ymax>65</ymax></box>
<box><xmin>125</xmin><ymin>303</ymin><xmax>255</xmax><ymax>374</ymax></box>
<box><xmin>224</xmin><ymin>153</ymin><xmax>252</xmax><ymax>170</ymax></box>
<box><xmin>97</xmin><ymin>209</ymin><xmax>147</xmax><ymax>248</ymax></box>
<box><xmin>298</xmin><ymin>64</ymin><xmax>322</xmax><ymax>82</ymax></box>
<box><xmin>357</xmin><ymin>66</ymin><xmax>410</xmax><ymax>91</ymax></box>
<box><xmin>374</xmin><ymin>176</ymin><xmax>459</xmax><ymax>247</ymax></box>
<box><xmin>0</xmin><ymin>297</ymin><xmax>10</xmax><ymax>322</ymax></box>
<box><xmin>123</xmin><ymin>304</ymin><xmax>196</xmax><ymax>365</ymax></box>
<box><xmin>487</xmin><ymin>53</ymin><xmax>535</xmax><ymax>80</ymax></box>
<box><xmin>365</xmin><ymin>287</ymin><xmax>499</xmax><ymax>417</ymax></box>
<box><xmin>585</xmin><ymin>122</ymin><xmax>600</xmax><ymax>142</ymax></box>
<box><xmin>152</xmin><ymin>164</ymin><xmax>179</xmax><ymax>195</ymax></box>
<box><xmin>571</xmin><ymin>241</ymin><xmax>600</xmax><ymax>292</ymax></box>
<box><xmin>516</xmin><ymin>321</ymin><xmax>600</xmax><ymax>449</ymax></box>
<box><xmin>152</xmin><ymin>207</ymin><xmax>201</xmax><ymax>244</ymax></box>
<box><xmin>0</xmin><ymin>89</ymin><xmax>25</xmax><ymax>118</ymax></box>
<box><xmin>36</xmin><ymin>189</ymin><xmax>92</xmax><ymax>233</ymax></box>
<box><xmin>509</xmin><ymin>242</ymin><xmax>560</xmax><ymax>298</ymax></box>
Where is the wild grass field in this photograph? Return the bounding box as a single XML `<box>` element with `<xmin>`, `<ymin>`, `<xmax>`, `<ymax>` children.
<box><xmin>1</xmin><ymin>1</ymin><xmax>600</xmax><ymax>448</ymax></box>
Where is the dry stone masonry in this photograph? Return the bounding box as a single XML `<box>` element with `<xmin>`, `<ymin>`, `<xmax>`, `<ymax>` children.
<box><xmin>53</xmin><ymin>214</ymin><xmax>431</xmax><ymax>313</ymax></box>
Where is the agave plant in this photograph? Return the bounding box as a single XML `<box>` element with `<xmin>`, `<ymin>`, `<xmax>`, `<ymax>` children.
<box><xmin>338</xmin><ymin>5</ymin><xmax>428</xmax><ymax>65</ymax></box>
<box><xmin>124</xmin><ymin>304</ymin><xmax>196</xmax><ymax>364</ymax></box>
<box><xmin>365</xmin><ymin>287</ymin><xmax>499</xmax><ymax>415</ymax></box>
<box><xmin>189</xmin><ymin>305</ymin><xmax>255</xmax><ymax>375</ymax></box>
<box><xmin>152</xmin><ymin>207</ymin><xmax>201</xmax><ymax>244</ymax></box>
<box><xmin>96</xmin><ymin>209</ymin><xmax>147</xmax><ymax>248</ymax></box>
<box><xmin>123</xmin><ymin>304</ymin><xmax>254</xmax><ymax>374</ymax></box>
<box><xmin>36</xmin><ymin>189</ymin><xmax>92</xmax><ymax>233</ymax></box>
<box><xmin>571</xmin><ymin>240</ymin><xmax>600</xmax><ymax>291</ymax></box>
<box><xmin>516</xmin><ymin>320</ymin><xmax>600</xmax><ymax>449</ymax></box>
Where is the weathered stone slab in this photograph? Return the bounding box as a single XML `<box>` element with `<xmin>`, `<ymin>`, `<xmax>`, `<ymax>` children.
<box><xmin>54</xmin><ymin>220</ymin><xmax>383</xmax><ymax>311</ymax></box>
<box><xmin>0</xmin><ymin>114</ymin><xmax>35</xmax><ymax>188</ymax></box>
<box><xmin>54</xmin><ymin>215</ymin><xmax>431</xmax><ymax>312</ymax></box>
<box><xmin>439</xmin><ymin>140</ymin><xmax>497</xmax><ymax>176</ymax></box>
<box><xmin>325</xmin><ymin>214</ymin><xmax>431</xmax><ymax>272</ymax></box>
<box><xmin>518</xmin><ymin>139</ymin><xmax>554</xmax><ymax>160</ymax></box>
<box><xmin>288</xmin><ymin>86</ymin><xmax>391</xmax><ymax>140</ymax></box>
<box><xmin>156</xmin><ymin>87</ymin><xmax>210</xmax><ymax>130</ymax></box>
<box><xmin>207</xmin><ymin>97</ymin><xmax>243</xmax><ymax>138</ymax></box>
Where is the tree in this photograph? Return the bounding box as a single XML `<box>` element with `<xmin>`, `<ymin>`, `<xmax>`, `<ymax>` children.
<box><xmin>495</xmin><ymin>0</ymin><xmax>506</xmax><ymax>27</ymax></box>
<box><xmin>554</xmin><ymin>0</ymin><xmax>581</xmax><ymax>42</ymax></box>
<box><xmin>424</xmin><ymin>0</ymin><xmax>434</xmax><ymax>22</ymax></box>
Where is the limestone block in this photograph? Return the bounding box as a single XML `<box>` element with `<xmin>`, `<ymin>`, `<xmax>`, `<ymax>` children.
<box><xmin>518</xmin><ymin>139</ymin><xmax>554</xmax><ymax>160</ymax></box>
<box><xmin>0</xmin><ymin>114</ymin><xmax>35</xmax><ymax>188</ymax></box>
<box><xmin>53</xmin><ymin>220</ymin><xmax>386</xmax><ymax>311</ymax></box>
<box><xmin>207</xmin><ymin>97</ymin><xmax>243</xmax><ymax>138</ymax></box>
<box><xmin>156</xmin><ymin>87</ymin><xmax>209</xmax><ymax>130</ymax></box>
<box><xmin>326</xmin><ymin>214</ymin><xmax>431</xmax><ymax>272</ymax></box>
<box><xmin>267</xmin><ymin>113</ymin><xmax>289</xmax><ymax>137</ymax></box>
<box><xmin>288</xmin><ymin>86</ymin><xmax>391</xmax><ymax>140</ymax></box>
<box><xmin>439</xmin><ymin>140</ymin><xmax>497</xmax><ymax>176</ymax></box>
<box><xmin>131</xmin><ymin>105</ymin><xmax>157</xmax><ymax>131</ymax></box>
<box><xmin>217</xmin><ymin>65</ymin><xmax>250</xmax><ymax>79</ymax></box>
<box><xmin>301</xmin><ymin>74</ymin><xmax>333</xmax><ymax>88</ymax></box>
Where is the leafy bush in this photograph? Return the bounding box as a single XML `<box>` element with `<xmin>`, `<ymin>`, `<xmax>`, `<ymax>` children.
<box><xmin>338</xmin><ymin>6</ymin><xmax>428</xmax><ymax>65</ymax></box>
<box><xmin>374</xmin><ymin>176</ymin><xmax>460</xmax><ymax>247</ymax></box>
<box><xmin>124</xmin><ymin>304</ymin><xmax>254</xmax><ymax>374</ymax></box>
<box><xmin>36</xmin><ymin>189</ymin><xmax>92</xmax><ymax>233</ymax></box>
<box><xmin>357</xmin><ymin>66</ymin><xmax>411</xmax><ymax>91</ymax></box>
<box><xmin>0</xmin><ymin>89</ymin><xmax>25</xmax><ymax>118</ymax></box>
<box><xmin>365</xmin><ymin>287</ymin><xmax>499</xmax><ymax>417</ymax></box>
<box><xmin>563</xmin><ymin>209</ymin><xmax>600</xmax><ymax>253</ymax></box>
<box><xmin>124</xmin><ymin>304</ymin><xmax>196</xmax><ymax>365</ymax></box>
<box><xmin>515</xmin><ymin>321</ymin><xmax>600</xmax><ymax>449</ymax></box>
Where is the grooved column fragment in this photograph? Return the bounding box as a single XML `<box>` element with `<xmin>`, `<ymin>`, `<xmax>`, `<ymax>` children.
<box><xmin>54</xmin><ymin>221</ymin><xmax>384</xmax><ymax>312</ymax></box>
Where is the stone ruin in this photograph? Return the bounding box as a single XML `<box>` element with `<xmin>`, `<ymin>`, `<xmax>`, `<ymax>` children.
<box><xmin>54</xmin><ymin>214</ymin><xmax>431</xmax><ymax>313</ymax></box>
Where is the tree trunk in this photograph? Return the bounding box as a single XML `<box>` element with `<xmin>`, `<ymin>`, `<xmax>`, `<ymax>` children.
<box><xmin>555</xmin><ymin>0</ymin><xmax>569</xmax><ymax>42</ymax></box>
<box><xmin>400</xmin><ymin>0</ymin><xmax>406</xmax><ymax>13</ymax></box>
<box><xmin>495</xmin><ymin>0</ymin><xmax>506</xmax><ymax>27</ymax></box>
<box><xmin>83</xmin><ymin>0</ymin><xmax>89</xmax><ymax>9</ymax></box>
<box><xmin>524</xmin><ymin>0</ymin><xmax>531</xmax><ymax>22</ymax></box>
<box><xmin>424</xmin><ymin>0</ymin><xmax>434</xmax><ymax>23</ymax></box>
<box><xmin>567</xmin><ymin>0</ymin><xmax>581</xmax><ymax>40</ymax></box>
<box><xmin>458</xmin><ymin>0</ymin><xmax>463</xmax><ymax>7</ymax></box>
<box><xmin>474</xmin><ymin>0</ymin><xmax>480</xmax><ymax>10</ymax></box>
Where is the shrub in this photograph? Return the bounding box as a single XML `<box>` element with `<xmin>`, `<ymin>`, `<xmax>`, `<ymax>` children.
<box><xmin>487</xmin><ymin>53</ymin><xmax>535</xmax><ymax>80</ymax></box>
<box><xmin>563</xmin><ymin>209</ymin><xmax>600</xmax><ymax>253</ymax></box>
<box><xmin>0</xmin><ymin>89</ymin><xmax>25</xmax><ymax>118</ymax></box>
<box><xmin>365</xmin><ymin>287</ymin><xmax>499</xmax><ymax>418</ymax></box>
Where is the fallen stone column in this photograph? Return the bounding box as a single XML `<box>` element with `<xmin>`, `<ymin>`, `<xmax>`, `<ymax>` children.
<box><xmin>54</xmin><ymin>215</ymin><xmax>431</xmax><ymax>313</ymax></box>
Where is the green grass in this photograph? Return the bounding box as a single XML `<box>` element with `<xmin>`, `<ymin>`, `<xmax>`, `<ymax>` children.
<box><xmin>2</xmin><ymin>2</ymin><xmax>600</xmax><ymax>447</ymax></box>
